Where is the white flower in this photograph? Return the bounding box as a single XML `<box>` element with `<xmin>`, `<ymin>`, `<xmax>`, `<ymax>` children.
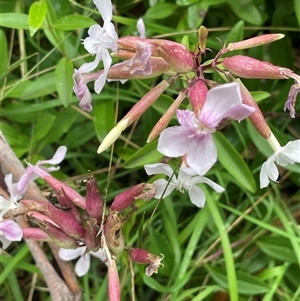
<box><xmin>59</xmin><ymin>246</ymin><xmax>107</xmax><ymax>277</ymax></box>
<box><xmin>260</xmin><ymin>135</ymin><xmax>300</xmax><ymax>188</ymax></box>
<box><xmin>144</xmin><ymin>163</ymin><xmax>224</xmax><ymax>207</ymax></box>
<box><xmin>0</xmin><ymin>174</ymin><xmax>21</xmax><ymax>218</ymax></box>
<box><xmin>78</xmin><ymin>0</ymin><xmax>118</xmax><ymax>96</ymax></box>
<box><xmin>0</xmin><ymin>220</ymin><xmax>23</xmax><ymax>250</ymax></box>
<box><xmin>157</xmin><ymin>82</ymin><xmax>255</xmax><ymax>175</ymax></box>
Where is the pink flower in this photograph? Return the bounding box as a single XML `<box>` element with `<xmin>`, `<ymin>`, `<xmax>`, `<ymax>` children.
<box><xmin>157</xmin><ymin>82</ymin><xmax>255</xmax><ymax>175</ymax></box>
<box><xmin>0</xmin><ymin>220</ymin><xmax>23</xmax><ymax>250</ymax></box>
<box><xmin>14</xmin><ymin>146</ymin><xmax>67</xmax><ymax>195</ymax></box>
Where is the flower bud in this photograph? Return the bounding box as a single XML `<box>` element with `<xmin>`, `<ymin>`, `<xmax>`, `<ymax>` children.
<box><xmin>85</xmin><ymin>176</ymin><xmax>103</xmax><ymax>222</ymax></box>
<box><xmin>222</xmin><ymin>55</ymin><xmax>290</xmax><ymax>79</ymax></box>
<box><xmin>198</xmin><ymin>26</ymin><xmax>208</xmax><ymax>52</ymax></box>
<box><xmin>108</xmin><ymin>259</ymin><xmax>120</xmax><ymax>301</ymax></box>
<box><xmin>226</xmin><ymin>34</ymin><xmax>284</xmax><ymax>51</ymax></box>
<box><xmin>46</xmin><ymin>205</ymin><xmax>86</xmax><ymax>240</ymax></box>
<box><xmin>97</xmin><ymin>80</ymin><xmax>169</xmax><ymax>154</ymax></box>
<box><xmin>103</xmin><ymin>210</ymin><xmax>125</xmax><ymax>257</ymax></box>
<box><xmin>129</xmin><ymin>248</ymin><xmax>164</xmax><ymax>277</ymax></box>
<box><xmin>188</xmin><ymin>80</ymin><xmax>208</xmax><ymax>115</ymax></box>
<box><xmin>147</xmin><ymin>92</ymin><xmax>186</xmax><ymax>142</ymax></box>
<box><xmin>236</xmin><ymin>79</ymin><xmax>271</xmax><ymax>139</ymax></box>
<box><xmin>43</xmin><ymin>174</ymin><xmax>86</xmax><ymax>209</ymax></box>
<box><xmin>111</xmin><ymin>183</ymin><xmax>146</xmax><ymax>211</ymax></box>
<box><xmin>22</xmin><ymin>227</ymin><xmax>50</xmax><ymax>241</ymax></box>
<box><xmin>155</xmin><ymin>41</ymin><xmax>194</xmax><ymax>73</ymax></box>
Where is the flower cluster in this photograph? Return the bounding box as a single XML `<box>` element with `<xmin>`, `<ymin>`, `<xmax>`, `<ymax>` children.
<box><xmin>72</xmin><ymin>0</ymin><xmax>299</xmax><ymax>207</ymax></box>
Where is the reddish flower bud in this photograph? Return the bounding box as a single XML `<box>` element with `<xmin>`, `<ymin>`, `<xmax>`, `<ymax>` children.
<box><xmin>103</xmin><ymin>210</ymin><xmax>125</xmax><ymax>257</ymax></box>
<box><xmin>27</xmin><ymin>214</ymin><xmax>79</xmax><ymax>248</ymax></box>
<box><xmin>226</xmin><ymin>34</ymin><xmax>285</xmax><ymax>51</ymax></box>
<box><xmin>155</xmin><ymin>41</ymin><xmax>194</xmax><ymax>73</ymax></box>
<box><xmin>188</xmin><ymin>80</ymin><xmax>208</xmax><ymax>114</ymax></box>
<box><xmin>129</xmin><ymin>248</ymin><xmax>164</xmax><ymax>277</ymax></box>
<box><xmin>222</xmin><ymin>55</ymin><xmax>290</xmax><ymax>79</ymax></box>
<box><xmin>111</xmin><ymin>183</ymin><xmax>146</xmax><ymax>211</ymax></box>
<box><xmin>46</xmin><ymin>205</ymin><xmax>86</xmax><ymax>240</ymax></box>
<box><xmin>42</xmin><ymin>174</ymin><xmax>86</xmax><ymax>209</ymax></box>
<box><xmin>85</xmin><ymin>176</ymin><xmax>103</xmax><ymax>222</ymax></box>
<box><xmin>237</xmin><ymin>79</ymin><xmax>271</xmax><ymax>139</ymax></box>
<box><xmin>22</xmin><ymin>228</ymin><xmax>50</xmax><ymax>241</ymax></box>
<box><xmin>108</xmin><ymin>259</ymin><xmax>120</xmax><ymax>301</ymax></box>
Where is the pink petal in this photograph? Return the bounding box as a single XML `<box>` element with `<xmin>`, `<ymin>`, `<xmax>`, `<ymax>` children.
<box><xmin>38</xmin><ymin>146</ymin><xmax>67</xmax><ymax>166</ymax></box>
<box><xmin>0</xmin><ymin>220</ymin><xmax>23</xmax><ymax>242</ymax></box>
<box><xmin>157</xmin><ymin>126</ymin><xmax>189</xmax><ymax>157</ymax></box>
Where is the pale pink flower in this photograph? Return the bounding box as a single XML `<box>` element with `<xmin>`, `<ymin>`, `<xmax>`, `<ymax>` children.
<box><xmin>14</xmin><ymin>146</ymin><xmax>67</xmax><ymax>195</ymax></box>
<box><xmin>0</xmin><ymin>220</ymin><xmax>23</xmax><ymax>250</ymax></box>
<box><xmin>157</xmin><ymin>82</ymin><xmax>255</xmax><ymax>175</ymax></box>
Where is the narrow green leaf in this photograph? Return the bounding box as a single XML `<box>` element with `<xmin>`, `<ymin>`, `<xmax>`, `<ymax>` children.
<box><xmin>205</xmin><ymin>266</ymin><xmax>269</xmax><ymax>295</ymax></box>
<box><xmin>29</xmin><ymin>0</ymin><xmax>47</xmax><ymax>37</ymax></box>
<box><xmin>226</xmin><ymin>20</ymin><xmax>244</xmax><ymax>45</ymax></box>
<box><xmin>123</xmin><ymin>140</ymin><xmax>164</xmax><ymax>168</ymax></box>
<box><xmin>33</xmin><ymin>114</ymin><xmax>56</xmax><ymax>142</ymax></box>
<box><xmin>295</xmin><ymin>0</ymin><xmax>300</xmax><ymax>26</ymax></box>
<box><xmin>257</xmin><ymin>236</ymin><xmax>298</xmax><ymax>263</ymax></box>
<box><xmin>213</xmin><ymin>131</ymin><xmax>256</xmax><ymax>193</ymax></box>
<box><xmin>0</xmin><ymin>13</ymin><xmax>29</xmax><ymax>29</ymax></box>
<box><xmin>53</xmin><ymin>15</ymin><xmax>96</xmax><ymax>30</ymax></box>
<box><xmin>145</xmin><ymin>3</ymin><xmax>178</xmax><ymax>19</ymax></box>
<box><xmin>55</xmin><ymin>57</ymin><xmax>73</xmax><ymax>108</ymax></box>
<box><xmin>0</xmin><ymin>30</ymin><xmax>8</xmax><ymax>81</ymax></box>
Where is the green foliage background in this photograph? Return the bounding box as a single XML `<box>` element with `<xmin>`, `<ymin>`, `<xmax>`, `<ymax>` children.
<box><xmin>0</xmin><ymin>0</ymin><xmax>299</xmax><ymax>300</ymax></box>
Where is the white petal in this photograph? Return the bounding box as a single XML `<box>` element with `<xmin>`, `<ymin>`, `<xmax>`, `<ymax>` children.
<box><xmin>190</xmin><ymin>176</ymin><xmax>225</xmax><ymax>193</ymax></box>
<box><xmin>260</xmin><ymin>156</ymin><xmax>279</xmax><ymax>188</ymax></box>
<box><xmin>157</xmin><ymin>126</ymin><xmax>190</xmax><ymax>157</ymax></box>
<box><xmin>137</xmin><ymin>19</ymin><xmax>145</xmax><ymax>38</ymax></box>
<box><xmin>259</xmin><ymin>161</ymin><xmax>270</xmax><ymax>188</ymax></box>
<box><xmin>144</xmin><ymin>163</ymin><xmax>174</xmax><ymax>178</ymax></box>
<box><xmin>188</xmin><ymin>186</ymin><xmax>206</xmax><ymax>207</ymax></box>
<box><xmin>0</xmin><ymin>234</ymin><xmax>12</xmax><ymax>249</ymax></box>
<box><xmin>58</xmin><ymin>246</ymin><xmax>86</xmax><ymax>261</ymax></box>
<box><xmin>153</xmin><ymin>179</ymin><xmax>175</xmax><ymax>199</ymax></box>
<box><xmin>93</xmin><ymin>0</ymin><xmax>112</xmax><ymax>24</ymax></box>
<box><xmin>4</xmin><ymin>174</ymin><xmax>13</xmax><ymax>194</ymax></box>
<box><xmin>186</xmin><ymin>135</ymin><xmax>217</xmax><ymax>175</ymax></box>
<box><xmin>278</xmin><ymin>140</ymin><xmax>300</xmax><ymax>165</ymax></box>
<box><xmin>75</xmin><ymin>253</ymin><xmax>91</xmax><ymax>277</ymax></box>
<box><xmin>78</xmin><ymin>53</ymin><xmax>102</xmax><ymax>74</ymax></box>
<box><xmin>91</xmin><ymin>248</ymin><xmax>107</xmax><ymax>262</ymax></box>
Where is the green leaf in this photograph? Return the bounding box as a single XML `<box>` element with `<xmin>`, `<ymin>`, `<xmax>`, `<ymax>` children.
<box><xmin>0</xmin><ymin>30</ymin><xmax>8</xmax><ymax>81</ymax></box>
<box><xmin>20</xmin><ymin>73</ymin><xmax>57</xmax><ymax>100</ymax></box>
<box><xmin>213</xmin><ymin>131</ymin><xmax>256</xmax><ymax>193</ymax></box>
<box><xmin>53</xmin><ymin>15</ymin><xmax>96</xmax><ymax>30</ymax></box>
<box><xmin>55</xmin><ymin>57</ymin><xmax>74</xmax><ymax>108</ymax></box>
<box><xmin>205</xmin><ymin>265</ymin><xmax>269</xmax><ymax>295</ymax></box>
<box><xmin>123</xmin><ymin>140</ymin><xmax>164</xmax><ymax>168</ymax></box>
<box><xmin>29</xmin><ymin>0</ymin><xmax>47</xmax><ymax>37</ymax></box>
<box><xmin>295</xmin><ymin>0</ymin><xmax>300</xmax><ymax>26</ymax></box>
<box><xmin>226</xmin><ymin>20</ymin><xmax>244</xmax><ymax>45</ymax></box>
<box><xmin>228</xmin><ymin>0</ymin><xmax>262</xmax><ymax>25</ymax></box>
<box><xmin>257</xmin><ymin>236</ymin><xmax>299</xmax><ymax>263</ymax></box>
<box><xmin>32</xmin><ymin>114</ymin><xmax>56</xmax><ymax>142</ymax></box>
<box><xmin>187</xmin><ymin>2</ymin><xmax>209</xmax><ymax>29</ymax></box>
<box><xmin>145</xmin><ymin>4</ymin><xmax>178</xmax><ymax>19</ymax></box>
<box><xmin>251</xmin><ymin>91</ymin><xmax>271</xmax><ymax>103</ymax></box>
<box><xmin>0</xmin><ymin>13</ymin><xmax>29</xmax><ymax>29</ymax></box>
<box><xmin>93</xmin><ymin>100</ymin><xmax>115</xmax><ymax>142</ymax></box>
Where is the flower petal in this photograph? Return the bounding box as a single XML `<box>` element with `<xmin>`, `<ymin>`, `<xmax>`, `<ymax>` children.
<box><xmin>0</xmin><ymin>220</ymin><xmax>23</xmax><ymax>241</ymax></box>
<box><xmin>137</xmin><ymin>19</ymin><xmax>145</xmax><ymax>38</ymax></box>
<box><xmin>278</xmin><ymin>140</ymin><xmax>300</xmax><ymax>165</ymax></box>
<box><xmin>157</xmin><ymin>126</ymin><xmax>190</xmax><ymax>157</ymax></box>
<box><xmin>75</xmin><ymin>253</ymin><xmax>91</xmax><ymax>277</ymax></box>
<box><xmin>144</xmin><ymin>163</ymin><xmax>174</xmax><ymax>178</ymax></box>
<box><xmin>188</xmin><ymin>186</ymin><xmax>206</xmax><ymax>207</ymax></box>
<box><xmin>59</xmin><ymin>246</ymin><xmax>86</xmax><ymax>261</ymax></box>
<box><xmin>91</xmin><ymin>248</ymin><xmax>107</xmax><ymax>262</ymax></box>
<box><xmin>38</xmin><ymin>146</ymin><xmax>67</xmax><ymax>166</ymax></box>
<box><xmin>93</xmin><ymin>0</ymin><xmax>113</xmax><ymax>24</ymax></box>
<box><xmin>153</xmin><ymin>179</ymin><xmax>175</xmax><ymax>199</ymax></box>
<box><xmin>260</xmin><ymin>156</ymin><xmax>279</xmax><ymax>188</ymax></box>
<box><xmin>190</xmin><ymin>176</ymin><xmax>225</xmax><ymax>193</ymax></box>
